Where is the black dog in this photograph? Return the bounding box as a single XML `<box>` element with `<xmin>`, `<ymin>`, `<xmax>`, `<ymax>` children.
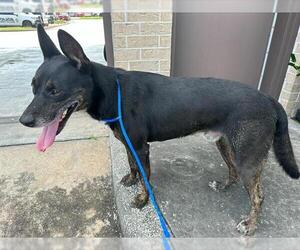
<box><xmin>20</xmin><ymin>25</ymin><xmax>299</xmax><ymax>236</ymax></box>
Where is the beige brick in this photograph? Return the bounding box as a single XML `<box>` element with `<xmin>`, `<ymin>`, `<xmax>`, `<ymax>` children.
<box><xmin>160</xmin><ymin>60</ymin><xmax>170</xmax><ymax>71</ymax></box>
<box><xmin>111</xmin><ymin>0</ymin><xmax>125</xmax><ymax>11</ymax></box>
<box><xmin>113</xmin><ymin>23</ymin><xmax>140</xmax><ymax>36</ymax></box>
<box><xmin>279</xmin><ymin>90</ymin><xmax>289</xmax><ymax>102</ymax></box>
<box><xmin>111</xmin><ymin>12</ymin><xmax>125</xmax><ymax>22</ymax></box>
<box><xmin>160</xmin><ymin>12</ymin><xmax>172</xmax><ymax>22</ymax></box>
<box><xmin>127</xmin><ymin>0</ymin><xmax>161</xmax><ymax>11</ymax></box>
<box><xmin>113</xmin><ymin>36</ymin><xmax>126</xmax><ymax>48</ymax></box>
<box><xmin>285</xmin><ymin>72</ymin><xmax>297</xmax><ymax>84</ymax></box>
<box><xmin>141</xmin><ymin>48</ymin><xmax>170</xmax><ymax>60</ymax></box>
<box><xmin>279</xmin><ymin>98</ymin><xmax>288</xmax><ymax>108</ymax></box>
<box><xmin>296</xmin><ymin>43</ymin><xmax>300</xmax><ymax>53</ymax></box>
<box><xmin>289</xmin><ymin>66</ymin><xmax>298</xmax><ymax>75</ymax></box>
<box><xmin>284</xmin><ymin>101</ymin><xmax>298</xmax><ymax>116</ymax></box>
<box><xmin>140</xmin><ymin>23</ymin><xmax>172</xmax><ymax>35</ymax></box>
<box><xmin>130</xmin><ymin>61</ymin><xmax>159</xmax><ymax>72</ymax></box>
<box><xmin>282</xmin><ymin>81</ymin><xmax>300</xmax><ymax>92</ymax></box>
<box><xmin>294</xmin><ymin>75</ymin><xmax>300</xmax><ymax>84</ymax></box>
<box><xmin>161</xmin><ymin>0</ymin><xmax>173</xmax><ymax>11</ymax></box>
<box><xmin>114</xmin><ymin>49</ymin><xmax>140</xmax><ymax>61</ymax></box>
<box><xmin>126</xmin><ymin>0</ymin><xmax>139</xmax><ymax>9</ymax></box>
<box><xmin>280</xmin><ymin>90</ymin><xmax>299</xmax><ymax>102</ymax></box>
<box><xmin>291</xmin><ymin>102</ymin><xmax>300</xmax><ymax>116</ymax></box>
<box><xmin>160</xmin><ymin>71</ymin><xmax>171</xmax><ymax>76</ymax></box>
<box><xmin>159</xmin><ymin>35</ymin><xmax>171</xmax><ymax>47</ymax></box>
<box><xmin>115</xmin><ymin>61</ymin><xmax>129</xmax><ymax>70</ymax></box>
<box><xmin>127</xmin><ymin>36</ymin><xmax>158</xmax><ymax>48</ymax></box>
<box><xmin>127</xmin><ymin>12</ymin><xmax>160</xmax><ymax>22</ymax></box>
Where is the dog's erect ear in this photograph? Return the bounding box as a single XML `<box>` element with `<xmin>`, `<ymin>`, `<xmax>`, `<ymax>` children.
<box><xmin>37</xmin><ymin>24</ymin><xmax>61</xmax><ymax>59</ymax></box>
<box><xmin>57</xmin><ymin>29</ymin><xmax>90</xmax><ymax>70</ymax></box>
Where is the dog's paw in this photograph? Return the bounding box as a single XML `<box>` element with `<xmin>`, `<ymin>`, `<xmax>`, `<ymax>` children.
<box><xmin>120</xmin><ymin>174</ymin><xmax>138</xmax><ymax>187</ymax></box>
<box><xmin>208</xmin><ymin>180</ymin><xmax>223</xmax><ymax>192</ymax></box>
<box><xmin>208</xmin><ymin>179</ymin><xmax>237</xmax><ymax>192</ymax></box>
<box><xmin>236</xmin><ymin>218</ymin><xmax>256</xmax><ymax>236</ymax></box>
<box><xmin>131</xmin><ymin>193</ymin><xmax>149</xmax><ymax>209</ymax></box>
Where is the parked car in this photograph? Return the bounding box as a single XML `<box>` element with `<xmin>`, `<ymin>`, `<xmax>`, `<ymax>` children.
<box><xmin>32</xmin><ymin>12</ymin><xmax>49</xmax><ymax>26</ymax></box>
<box><xmin>68</xmin><ymin>12</ymin><xmax>78</xmax><ymax>17</ymax></box>
<box><xmin>74</xmin><ymin>12</ymin><xmax>85</xmax><ymax>17</ymax></box>
<box><xmin>45</xmin><ymin>12</ymin><xmax>55</xmax><ymax>24</ymax></box>
<box><xmin>57</xmin><ymin>12</ymin><xmax>70</xmax><ymax>21</ymax></box>
<box><xmin>0</xmin><ymin>12</ymin><xmax>41</xmax><ymax>27</ymax></box>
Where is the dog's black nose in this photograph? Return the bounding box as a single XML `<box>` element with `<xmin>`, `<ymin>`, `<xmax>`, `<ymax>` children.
<box><xmin>19</xmin><ymin>114</ymin><xmax>35</xmax><ymax>127</ymax></box>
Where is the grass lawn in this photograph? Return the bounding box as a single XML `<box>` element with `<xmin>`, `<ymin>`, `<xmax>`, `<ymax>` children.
<box><xmin>0</xmin><ymin>26</ymin><xmax>35</xmax><ymax>32</ymax></box>
<box><xmin>0</xmin><ymin>21</ymin><xmax>67</xmax><ymax>32</ymax></box>
<box><xmin>53</xmin><ymin>20</ymin><xmax>67</xmax><ymax>25</ymax></box>
<box><xmin>79</xmin><ymin>16</ymin><xmax>102</xmax><ymax>20</ymax></box>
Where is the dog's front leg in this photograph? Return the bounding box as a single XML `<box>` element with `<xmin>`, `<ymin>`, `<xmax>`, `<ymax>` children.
<box><xmin>126</xmin><ymin>143</ymin><xmax>150</xmax><ymax>209</ymax></box>
<box><xmin>120</xmin><ymin>149</ymin><xmax>139</xmax><ymax>187</ymax></box>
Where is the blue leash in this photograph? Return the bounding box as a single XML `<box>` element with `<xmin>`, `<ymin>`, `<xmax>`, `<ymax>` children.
<box><xmin>103</xmin><ymin>79</ymin><xmax>172</xmax><ymax>250</ymax></box>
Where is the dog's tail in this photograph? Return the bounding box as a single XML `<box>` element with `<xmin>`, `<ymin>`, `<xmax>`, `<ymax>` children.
<box><xmin>273</xmin><ymin>102</ymin><xmax>299</xmax><ymax>179</ymax></box>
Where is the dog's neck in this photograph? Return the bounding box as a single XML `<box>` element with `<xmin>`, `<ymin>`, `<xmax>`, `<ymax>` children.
<box><xmin>87</xmin><ymin>62</ymin><xmax>119</xmax><ymax>121</ymax></box>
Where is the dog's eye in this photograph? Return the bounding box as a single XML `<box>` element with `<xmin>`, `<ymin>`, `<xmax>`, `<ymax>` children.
<box><xmin>46</xmin><ymin>81</ymin><xmax>61</xmax><ymax>96</ymax></box>
<box><xmin>48</xmin><ymin>87</ymin><xmax>61</xmax><ymax>96</ymax></box>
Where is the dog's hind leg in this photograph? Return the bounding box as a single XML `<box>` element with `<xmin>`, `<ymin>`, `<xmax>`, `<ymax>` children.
<box><xmin>120</xmin><ymin>149</ymin><xmax>139</xmax><ymax>187</ymax></box>
<box><xmin>236</xmin><ymin>164</ymin><xmax>264</xmax><ymax>236</ymax></box>
<box><xmin>230</xmin><ymin>119</ymin><xmax>275</xmax><ymax>235</ymax></box>
<box><xmin>209</xmin><ymin>137</ymin><xmax>239</xmax><ymax>191</ymax></box>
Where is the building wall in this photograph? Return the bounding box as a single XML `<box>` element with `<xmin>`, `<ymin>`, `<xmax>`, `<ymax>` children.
<box><xmin>279</xmin><ymin>30</ymin><xmax>300</xmax><ymax>116</ymax></box>
<box><xmin>110</xmin><ymin>9</ymin><xmax>172</xmax><ymax>75</ymax></box>
<box><xmin>109</xmin><ymin>4</ymin><xmax>299</xmax><ymax>116</ymax></box>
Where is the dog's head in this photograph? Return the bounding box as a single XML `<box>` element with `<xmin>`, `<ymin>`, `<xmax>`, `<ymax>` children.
<box><xmin>19</xmin><ymin>25</ymin><xmax>93</xmax><ymax>152</ymax></box>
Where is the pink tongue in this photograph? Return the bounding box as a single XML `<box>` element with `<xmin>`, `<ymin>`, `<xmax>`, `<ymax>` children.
<box><xmin>36</xmin><ymin>116</ymin><xmax>61</xmax><ymax>152</ymax></box>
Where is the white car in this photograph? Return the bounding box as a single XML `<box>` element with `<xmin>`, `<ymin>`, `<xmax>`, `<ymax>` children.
<box><xmin>0</xmin><ymin>12</ymin><xmax>41</xmax><ymax>27</ymax></box>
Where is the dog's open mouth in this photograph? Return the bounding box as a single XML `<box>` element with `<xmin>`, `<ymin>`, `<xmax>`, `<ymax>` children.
<box><xmin>36</xmin><ymin>102</ymin><xmax>78</xmax><ymax>152</ymax></box>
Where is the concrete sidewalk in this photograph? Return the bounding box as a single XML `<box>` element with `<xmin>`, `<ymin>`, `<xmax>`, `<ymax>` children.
<box><xmin>111</xmin><ymin>119</ymin><xmax>300</xmax><ymax>237</ymax></box>
<box><xmin>0</xmin><ymin>112</ymin><xmax>121</xmax><ymax>237</ymax></box>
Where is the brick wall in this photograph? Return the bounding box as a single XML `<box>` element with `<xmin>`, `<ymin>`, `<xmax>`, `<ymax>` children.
<box><xmin>111</xmin><ymin>11</ymin><xmax>172</xmax><ymax>75</ymax></box>
<box><xmin>279</xmin><ymin>29</ymin><xmax>300</xmax><ymax>117</ymax></box>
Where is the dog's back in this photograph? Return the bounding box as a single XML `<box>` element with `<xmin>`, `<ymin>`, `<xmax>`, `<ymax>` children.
<box><xmin>117</xmin><ymin>71</ymin><xmax>277</xmax><ymax>141</ymax></box>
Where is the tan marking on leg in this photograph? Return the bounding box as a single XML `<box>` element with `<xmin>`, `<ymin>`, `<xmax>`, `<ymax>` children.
<box><xmin>131</xmin><ymin>144</ymin><xmax>150</xmax><ymax>209</ymax></box>
<box><xmin>237</xmin><ymin>166</ymin><xmax>264</xmax><ymax>236</ymax></box>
